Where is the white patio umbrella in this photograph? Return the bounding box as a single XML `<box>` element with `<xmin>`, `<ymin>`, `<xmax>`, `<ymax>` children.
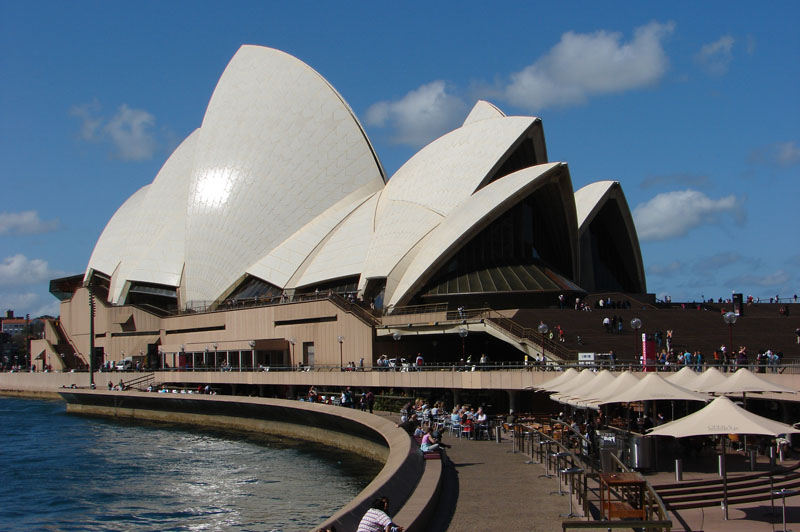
<box><xmin>553</xmin><ymin>370</ymin><xmax>617</xmax><ymax>406</ymax></box>
<box><xmin>648</xmin><ymin>395</ymin><xmax>800</xmax><ymax>438</ymax></box>
<box><xmin>689</xmin><ymin>367</ymin><xmax>729</xmax><ymax>392</ymax></box>
<box><xmin>665</xmin><ymin>366</ymin><xmax>701</xmax><ymax>388</ymax></box>
<box><xmin>647</xmin><ymin>395</ymin><xmax>800</xmax><ymax>520</ymax></box>
<box><xmin>702</xmin><ymin>367</ymin><xmax>795</xmax><ymax>453</ymax></box>
<box><xmin>528</xmin><ymin>367</ymin><xmax>578</xmax><ymax>390</ymax></box>
<box><xmin>597</xmin><ymin>373</ymin><xmax>710</xmax><ymax>405</ymax></box>
<box><xmin>579</xmin><ymin>371</ymin><xmax>642</xmax><ymax>410</ymax></box>
<box><xmin>544</xmin><ymin>368</ymin><xmax>596</xmax><ymax>393</ymax></box>
<box><xmin>704</xmin><ymin>368</ymin><xmax>796</xmax><ymax>395</ymax></box>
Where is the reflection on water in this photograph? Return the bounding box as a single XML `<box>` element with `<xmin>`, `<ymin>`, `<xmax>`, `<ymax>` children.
<box><xmin>0</xmin><ymin>398</ymin><xmax>380</xmax><ymax>531</ymax></box>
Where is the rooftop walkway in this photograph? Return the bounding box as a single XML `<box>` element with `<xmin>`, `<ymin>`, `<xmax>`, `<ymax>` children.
<box><xmin>375</xmin><ymin>411</ymin><xmax>800</xmax><ymax>532</ymax></box>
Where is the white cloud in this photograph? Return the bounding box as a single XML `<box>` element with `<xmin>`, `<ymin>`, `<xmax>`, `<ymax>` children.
<box><xmin>0</xmin><ymin>255</ymin><xmax>60</xmax><ymax>286</ymax></box>
<box><xmin>71</xmin><ymin>101</ymin><xmax>158</xmax><ymax>161</ymax></box>
<box><xmin>633</xmin><ymin>189</ymin><xmax>743</xmax><ymax>241</ymax></box>
<box><xmin>0</xmin><ymin>292</ymin><xmax>39</xmax><ymax>310</ymax></box>
<box><xmin>647</xmin><ymin>261</ymin><xmax>683</xmax><ymax>276</ymax></box>
<box><xmin>776</xmin><ymin>141</ymin><xmax>800</xmax><ymax>166</ymax></box>
<box><xmin>727</xmin><ymin>270</ymin><xmax>793</xmax><ymax>288</ymax></box>
<box><xmin>749</xmin><ymin>140</ymin><xmax>800</xmax><ymax>168</ymax></box>
<box><xmin>503</xmin><ymin>21</ymin><xmax>674</xmax><ymax>110</ymax></box>
<box><xmin>695</xmin><ymin>35</ymin><xmax>735</xmax><ymax>75</ymax></box>
<box><xmin>365</xmin><ymin>80</ymin><xmax>468</xmax><ymax>147</ymax></box>
<box><xmin>0</xmin><ymin>292</ymin><xmax>60</xmax><ymax>318</ymax></box>
<box><xmin>0</xmin><ymin>211</ymin><xmax>59</xmax><ymax>235</ymax></box>
<box><xmin>33</xmin><ymin>299</ymin><xmax>61</xmax><ymax>318</ymax></box>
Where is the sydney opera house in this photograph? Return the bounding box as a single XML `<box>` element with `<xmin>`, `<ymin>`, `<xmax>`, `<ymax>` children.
<box><xmin>40</xmin><ymin>45</ymin><xmax>647</xmax><ymax>373</ymax></box>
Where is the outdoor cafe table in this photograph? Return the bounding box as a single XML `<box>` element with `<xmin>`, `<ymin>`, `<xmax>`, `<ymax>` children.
<box><xmin>599</xmin><ymin>472</ymin><xmax>646</xmax><ymax>520</ymax></box>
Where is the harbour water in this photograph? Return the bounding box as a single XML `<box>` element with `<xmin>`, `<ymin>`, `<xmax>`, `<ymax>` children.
<box><xmin>0</xmin><ymin>397</ymin><xmax>381</xmax><ymax>531</ymax></box>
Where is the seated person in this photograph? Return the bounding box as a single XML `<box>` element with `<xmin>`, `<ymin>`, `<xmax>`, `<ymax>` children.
<box><xmin>420</xmin><ymin>426</ymin><xmax>450</xmax><ymax>451</ymax></box>
<box><xmin>396</xmin><ymin>413</ymin><xmax>419</xmax><ymax>436</ymax></box>
<box><xmin>356</xmin><ymin>496</ymin><xmax>404</xmax><ymax>532</ymax></box>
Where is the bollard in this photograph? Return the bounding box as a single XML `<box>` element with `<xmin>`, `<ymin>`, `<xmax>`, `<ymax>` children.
<box><xmin>496</xmin><ymin>425</ymin><xmax>502</xmax><ymax>444</ymax></box>
<box><xmin>675</xmin><ymin>459</ymin><xmax>683</xmax><ymax>481</ymax></box>
<box><xmin>779</xmin><ymin>444</ymin><xmax>786</xmax><ymax>462</ymax></box>
<box><xmin>750</xmin><ymin>449</ymin><xmax>757</xmax><ymax>471</ymax></box>
<box><xmin>770</xmin><ymin>446</ymin><xmax>777</xmax><ymax>468</ymax></box>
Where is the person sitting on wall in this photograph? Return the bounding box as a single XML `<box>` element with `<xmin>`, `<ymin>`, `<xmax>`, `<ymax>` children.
<box><xmin>356</xmin><ymin>496</ymin><xmax>404</xmax><ymax>532</ymax></box>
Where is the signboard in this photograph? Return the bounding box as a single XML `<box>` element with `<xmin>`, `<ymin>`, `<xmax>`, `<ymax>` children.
<box><xmin>578</xmin><ymin>352</ymin><xmax>596</xmax><ymax>365</ymax></box>
<box><xmin>642</xmin><ymin>333</ymin><xmax>657</xmax><ymax>372</ymax></box>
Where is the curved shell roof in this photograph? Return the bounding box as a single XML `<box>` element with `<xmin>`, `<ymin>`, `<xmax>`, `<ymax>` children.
<box><xmin>462</xmin><ymin>100</ymin><xmax>506</xmax><ymax>126</ymax></box>
<box><xmin>360</xmin><ymin>116</ymin><xmax>538</xmax><ymax>288</ymax></box>
<box><xmin>574</xmin><ymin>180</ymin><xmax>617</xmax><ymax>229</ymax></box>
<box><xmin>387</xmin><ymin>162</ymin><xmax>569</xmax><ymax>306</ymax></box>
<box><xmin>574</xmin><ymin>180</ymin><xmax>646</xmax><ymax>292</ymax></box>
<box><xmin>181</xmin><ymin>45</ymin><xmax>385</xmax><ymax>304</ymax></box>
<box><xmin>107</xmin><ymin>129</ymin><xmax>198</xmax><ymax>303</ymax></box>
<box><xmin>84</xmin><ymin>46</ymin><xmax>646</xmax><ymax>312</ymax></box>
<box><xmin>87</xmin><ymin>185</ymin><xmax>151</xmax><ymax>281</ymax></box>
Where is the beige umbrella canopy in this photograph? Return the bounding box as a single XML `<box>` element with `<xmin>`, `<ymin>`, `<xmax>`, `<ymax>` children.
<box><xmin>529</xmin><ymin>367</ymin><xmax>578</xmax><ymax>391</ymax></box>
<box><xmin>704</xmin><ymin>368</ymin><xmax>796</xmax><ymax>394</ymax></box>
<box><xmin>647</xmin><ymin>395</ymin><xmax>800</xmax><ymax>438</ymax></box>
<box><xmin>598</xmin><ymin>373</ymin><xmax>709</xmax><ymax>405</ymax></box>
<box><xmin>579</xmin><ymin>371</ymin><xmax>641</xmax><ymax>409</ymax></box>
<box><xmin>665</xmin><ymin>366</ymin><xmax>701</xmax><ymax>388</ymax></box>
<box><xmin>647</xmin><ymin>395</ymin><xmax>800</xmax><ymax>520</ymax></box>
<box><xmin>545</xmin><ymin>369</ymin><xmax>596</xmax><ymax>393</ymax></box>
<box><xmin>553</xmin><ymin>370</ymin><xmax>617</xmax><ymax>406</ymax></box>
<box><xmin>689</xmin><ymin>367</ymin><xmax>729</xmax><ymax>392</ymax></box>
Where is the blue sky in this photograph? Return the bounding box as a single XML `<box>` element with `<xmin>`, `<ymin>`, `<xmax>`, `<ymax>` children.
<box><xmin>1</xmin><ymin>2</ymin><xmax>798</xmax><ymax>317</ymax></box>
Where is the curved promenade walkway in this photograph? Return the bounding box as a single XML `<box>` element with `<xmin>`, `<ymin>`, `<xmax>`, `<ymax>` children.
<box><xmin>389</xmin><ymin>415</ymin><xmax>799</xmax><ymax>532</ymax></box>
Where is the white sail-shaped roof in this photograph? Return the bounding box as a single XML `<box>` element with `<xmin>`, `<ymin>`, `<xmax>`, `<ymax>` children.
<box><xmin>182</xmin><ymin>45</ymin><xmax>385</xmax><ymax>304</ymax></box>
<box><xmin>106</xmin><ymin>129</ymin><xmax>198</xmax><ymax>303</ymax></box>
<box><xmin>360</xmin><ymin>116</ymin><xmax>539</xmax><ymax>291</ymax></box>
<box><xmin>293</xmin><ymin>192</ymin><xmax>381</xmax><ymax>288</ymax></box>
<box><xmin>86</xmin><ymin>185</ymin><xmax>151</xmax><ymax>284</ymax></box>
<box><xmin>462</xmin><ymin>100</ymin><xmax>506</xmax><ymax>126</ymax></box>
<box><xmin>386</xmin><ymin>162</ymin><xmax>577</xmax><ymax>307</ymax></box>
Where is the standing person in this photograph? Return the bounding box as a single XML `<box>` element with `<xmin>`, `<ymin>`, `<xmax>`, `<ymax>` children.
<box><xmin>366</xmin><ymin>390</ymin><xmax>375</xmax><ymax>413</ymax></box>
<box><xmin>308</xmin><ymin>385</ymin><xmax>318</xmax><ymax>403</ymax></box>
<box><xmin>356</xmin><ymin>497</ymin><xmax>404</xmax><ymax>532</ymax></box>
<box><xmin>415</xmin><ymin>352</ymin><xmax>424</xmax><ymax>371</ymax></box>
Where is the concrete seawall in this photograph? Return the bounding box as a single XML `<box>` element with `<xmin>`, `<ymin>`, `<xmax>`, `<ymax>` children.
<box><xmin>57</xmin><ymin>390</ymin><xmax>435</xmax><ymax>532</ymax></box>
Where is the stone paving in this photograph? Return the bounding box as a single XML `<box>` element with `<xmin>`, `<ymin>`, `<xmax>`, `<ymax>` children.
<box><xmin>376</xmin><ymin>412</ymin><xmax>799</xmax><ymax>531</ymax></box>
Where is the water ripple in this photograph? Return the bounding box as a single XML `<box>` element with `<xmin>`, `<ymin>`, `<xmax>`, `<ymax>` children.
<box><xmin>0</xmin><ymin>397</ymin><xmax>381</xmax><ymax>531</ymax></box>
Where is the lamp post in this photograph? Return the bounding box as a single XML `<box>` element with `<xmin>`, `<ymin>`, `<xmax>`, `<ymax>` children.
<box><xmin>631</xmin><ymin>318</ymin><xmax>642</xmax><ymax>367</ymax></box>
<box><xmin>212</xmin><ymin>343</ymin><xmax>218</xmax><ymax>369</ymax></box>
<box><xmin>337</xmin><ymin>336</ymin><xmax>344</xmax><ymax>370</ymax></box>
<box><xmin>538</xmin><ymin>322</ymin><xmax>549</xmax><ymax>363</ymax></box>
<box><xmin>203</xmin><ymin>347</ymin><xmax>209</xmax><ymax>371</ymax></box>
<box><xmin>289</xmin><ymin>338</ymin><xmax>296</xmax><ymax>369</ymax></box>
<box><xmin>249</xmin><ymin>340</ymin><xmax>255</xmax><ymax>372</ymax></box>
<box><xmin>459</xmin><ymin>327</ymin><xmax>468</xmax><ymax>363</ymax></box>
<box><xmin>179</xmin><ymin>344</ymin><xmax>184</xmax><ymax>370</ymax></box>
<box><xmin>723</xmin><ymin>311</ymin><xmax>737</xmax><ymax>364</ymax></box>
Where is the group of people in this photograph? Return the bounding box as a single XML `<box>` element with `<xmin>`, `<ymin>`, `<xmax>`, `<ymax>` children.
<box><xmin>306</xmin><ymin>385</ymin><xmax>376</xmax><ymax>413</ymax></box>
<box><xmin>651</xmin><ymin>344</ymin><xmax>784</xmax><ymax>373</ymax></box>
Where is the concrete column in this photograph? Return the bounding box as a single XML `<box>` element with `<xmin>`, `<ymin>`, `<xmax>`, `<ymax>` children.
<box><xmin>507</xmin><ymin>390</ymin><xmax>520</xmax><ymax>413</ymax></box>
<box><xmin>452</xmin><ymin>389</ymin><xmax>462</xmax><ymax>406</ymax></box>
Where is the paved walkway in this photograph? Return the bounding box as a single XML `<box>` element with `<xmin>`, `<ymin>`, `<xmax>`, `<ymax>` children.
<box><xmin>376</xmin><ymin>413</ymin><xmax>799</xmax><ymax>531</ymax></box>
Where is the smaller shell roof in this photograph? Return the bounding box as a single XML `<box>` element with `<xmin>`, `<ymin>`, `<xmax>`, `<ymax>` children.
<box><xmin>361</xmin><ymin>115</ymin><xmax>538</xmax><ymax>287</ymax></box>
<box><xmin>386</xmin><ymin>162</ymin><xmax>571</xmax><ymax>307</ymax></box>
<box><xmin>462</xmin><ymin>100</ymin><xmax>506</xmax><ymax>126</ymax></box>
<box><xmin>575</xmin><ymin>180</ymin><xmax>616</xmax><ymax>229</ymax></box>
<box><xmin>86</xmin><ymin>185</ymin><xmax>151</xmax><ymax>285</ymax></box>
